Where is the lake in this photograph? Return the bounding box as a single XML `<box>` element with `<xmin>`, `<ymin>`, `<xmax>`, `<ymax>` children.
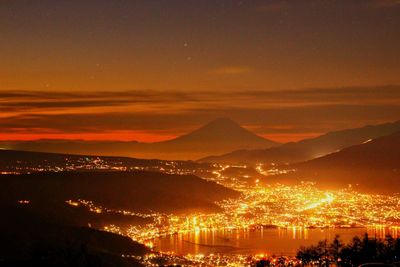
<box><xmin>152</xmin><ymin>226</ymin><xmax>400</xmax><ymax>256</ymax></box>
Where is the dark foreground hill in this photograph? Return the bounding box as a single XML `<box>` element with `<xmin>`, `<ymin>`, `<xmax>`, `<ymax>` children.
<box><xmin>0</xmin><ymin>171</ymin><xmax>239</xmax><ymax>213</ymax></box>
<box><xmin>201</xmin><ymin>120</ymin><xmax>400</xmax><ymax>165</ymax></box>
<box><xmin>1</xmin><ymin>118</ymin><xmax>279</xmax><ymax>160</ymax></box>
<box><xmin>267</xmin><ymin>131</ymin><xmax>400</xmax><ymax>194</ymax></box>
<box><xmin>0</xmin><ymin>204</ymin><xmax>148</xmax><ymax>267</ymax></box>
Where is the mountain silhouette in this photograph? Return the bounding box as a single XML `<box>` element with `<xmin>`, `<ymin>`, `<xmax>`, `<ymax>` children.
<box><xmin>0</xmin><ymin>118</ymin><xmax>279</xmax><ymax>160</ymax></box>
<box><xmin>167</xmin><ymin>118</ymin><xmax>270</xmax><ymax>143</ymax></box>
<box><xmin>152</xmin><ymin>118</ymin><xmax>279</xmax><ymax>158</ymax></box>
<box><xmin>268</xmin><ymin>131</ymin><xmax>400</xmax><ymax>193</ymax></box>
<box><xmin>200</xmin><ymin>120</ymin><xmax>400</xmax><ymax>165</ymax></box>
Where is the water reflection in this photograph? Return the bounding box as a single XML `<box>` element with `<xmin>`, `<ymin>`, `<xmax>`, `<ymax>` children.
<box><xmin>153</xmin><ymin>226</ymin><xmax>400</xmax><ymax>256</ymax></box>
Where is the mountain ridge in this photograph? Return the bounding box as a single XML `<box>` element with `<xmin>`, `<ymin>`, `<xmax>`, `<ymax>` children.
<box><xmin>200</xmin><ymin>120</ymin><xmax>400</xmax><ymax>165</ymax></box>
<box><xmin>267</xmin><ymin>131</ymin><xmax>400</xmax><ymax>193</ymax></box>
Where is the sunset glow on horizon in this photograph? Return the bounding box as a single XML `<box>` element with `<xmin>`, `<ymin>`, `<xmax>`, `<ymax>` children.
<box><xmin>0</xmin><ymin>125</ymin><xmax>322</xmax><ymax>143</ymax></box>
<box><xmin>1</xmin><ymin>0</ymin><xmax>399</xmax><ymax>143</ymax></box>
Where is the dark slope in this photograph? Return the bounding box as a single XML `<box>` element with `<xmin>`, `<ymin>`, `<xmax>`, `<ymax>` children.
<box><xmin>268</xmin><ymin>131</ymin><xmax>400</xmax><ymax>193</ymax></box>
<box><xmin>0</xmin><ymin>171</ymin><xmax>239</xmax><ymax>213</ymax></box>
<box><xmin>0</xmin><ymin>204</ymin><xmax>148</xmax><ymax>267</ymax></box>
<box><xmin>201</xmin><ymin>120</ymin><xmax>400</xmax><ymax>165</ymax></box>
<box><xmin>0</xmin><ymin>118</ymin><xmax>279</xmax><ymax>160</ymax></box>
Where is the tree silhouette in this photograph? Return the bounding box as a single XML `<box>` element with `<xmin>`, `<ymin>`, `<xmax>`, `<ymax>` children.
<box><xmin>297</xmin><ymin>234</ymin><xmax>400</xmax><ymax>266</ymax></box>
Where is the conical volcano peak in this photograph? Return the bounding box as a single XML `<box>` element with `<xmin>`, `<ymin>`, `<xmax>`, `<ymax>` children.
<box><xmin>199</xmin><ymin>117</ymin><xmax>244</xmax><ymax>131</ymax></box>
<box><xmin>172</xmin><ymin>118</ymin><xmax>276</xmax><ymax>145</ymax></box>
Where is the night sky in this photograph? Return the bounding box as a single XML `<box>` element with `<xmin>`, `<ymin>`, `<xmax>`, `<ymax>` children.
<box><xmin>1</xmin><ymin>0</ymin><xmax>400</xmax><ymax>142</ymax></box>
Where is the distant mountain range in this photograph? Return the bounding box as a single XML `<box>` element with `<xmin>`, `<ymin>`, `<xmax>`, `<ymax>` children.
<box><xmin>0</xmin><ymin>118</ymin><xmax>279</xmax><ymax>160</ymax></box>
<box><xmin>200</xmin><ymin>120</ymin><xmax>400</xmax><ymax>165</ymax></box>
<box><xmin>268</xmin><ymin>131</ymin><xmax>400</xmax><ymax>193</ymax></box>
<box><xmin>0</xmin><ymin>149</ymin><xmax>210</xmax><ymax>174</ymax></box>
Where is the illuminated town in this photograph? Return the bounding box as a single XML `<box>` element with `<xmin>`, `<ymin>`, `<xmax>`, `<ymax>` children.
<box><xmin>56</xmin><ymin>162</ymin><xmax>400</xmax><ymax>266</ymax></box>
<box><xmin>69</xmin><ymin>182</ymin><xmax>400</xmax><ymax>242</ymax></box>
<box><xmin>6</xmin><ymin>154</ymin><xmax>400</xmax><ymax>265</ymax></box>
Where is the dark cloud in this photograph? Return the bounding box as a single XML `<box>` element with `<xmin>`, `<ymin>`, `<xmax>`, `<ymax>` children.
<box><xmin>2</xmin><ymin>85</ymin><xmax>400</xmax><ymax>110</ymax></box>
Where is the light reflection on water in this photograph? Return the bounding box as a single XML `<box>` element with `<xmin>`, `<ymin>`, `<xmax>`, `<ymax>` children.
<box><xmin>153</xmin><ymin>226</ymin><xmax>400</xmax><ymax>256</ymax></box>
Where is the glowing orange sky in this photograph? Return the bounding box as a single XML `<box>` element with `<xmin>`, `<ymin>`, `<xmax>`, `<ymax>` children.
<box><xmin>2</xmin><ymin>0</ymin><xmax>400</xmax><ymax>92</ymax></box>
<box><xmin>0</xmin><ymin>131</ymin><xmax>176</xmax><ymax>143</ymax></box>
<box><xmin>1</xmin><ymin>1</ymin><xmax>400</xmax><ymax>143</ymax></box>
<box><xmin>0</xmin><ymin>131</ymin><xmax>321</xmax><ymax>144</ymax></box>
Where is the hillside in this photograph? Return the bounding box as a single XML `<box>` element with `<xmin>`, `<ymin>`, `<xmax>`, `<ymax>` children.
<box><xmin>0</xmin><ymin>171</ymin><xmax>239</xmax><ymax>213</ymax></box>
<box><xmin>268</xmin><ymin>131</ymin><xmax>400</xmax><ymax>193</ymax></box>
<box><xmin>201</xmin><ymin>120</ymin><xmax>400</xmax><ymax>165</ymax></box>
<box><xmin>0</xmin><ymin>204</ymin><xmax>148</xmax><ymax>267</ymax></box>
